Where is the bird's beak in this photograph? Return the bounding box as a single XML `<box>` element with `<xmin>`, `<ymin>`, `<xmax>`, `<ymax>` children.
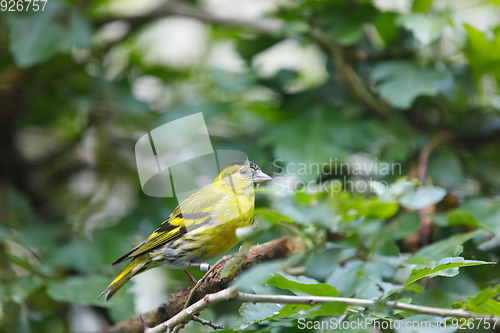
<box><xmin>253</xmin><ymin>170</ymin><xmax>272</xmax><ymax>184</ymax></box>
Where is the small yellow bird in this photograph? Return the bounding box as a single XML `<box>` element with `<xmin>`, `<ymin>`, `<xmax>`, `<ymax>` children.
<box><xmin>99</xmin><ymin>161</ymin><xmax>271</xmax><ymax>300</ymax></box>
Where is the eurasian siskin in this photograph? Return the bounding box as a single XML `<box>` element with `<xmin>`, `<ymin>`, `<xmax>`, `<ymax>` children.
<box><xmin>98</xmin><ymin>160</ymin><xmax>271</xmax><ymax>300</ymax></box>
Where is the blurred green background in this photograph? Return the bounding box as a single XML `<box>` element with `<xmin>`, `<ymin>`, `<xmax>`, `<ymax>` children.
<box><xmin>1</xmin><ymin>0</ymin><xmax>500</xmax><ymax>332</ymax></box>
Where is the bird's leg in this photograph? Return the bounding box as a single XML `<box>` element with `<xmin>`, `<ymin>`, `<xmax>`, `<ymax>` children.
<box><xmin>183</xmin><ymin>268</ymin><xmax>197</xmax><ymax>285</ymax></box>
<box><xmin>189</xmin><ymin>262</ymin><xmax>212</xmax><ymax>272</ymax></box>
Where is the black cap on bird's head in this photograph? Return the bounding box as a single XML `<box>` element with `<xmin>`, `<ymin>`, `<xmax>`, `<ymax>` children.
<box><xmin>227</xmin><ymin>160</ymin><xmax>258</xmax><ymax>169</ymax></box>
<box><xmin>222</xmin><ymin>160</ymin><xmax>272</xmax><ymax>184</ymax></box>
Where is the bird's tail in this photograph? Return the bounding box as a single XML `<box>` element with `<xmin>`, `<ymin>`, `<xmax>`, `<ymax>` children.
<box><xmin>98</xmin><ymin>256</ymin><xmax>156</xmax><ymax>301</ymax></box>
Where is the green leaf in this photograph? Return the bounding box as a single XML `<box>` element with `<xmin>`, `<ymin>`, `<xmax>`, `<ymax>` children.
<box><xmin>307</xmin><ymin>302</ymin><xmax>347</xmax><ymax>316</ymax></box>
<box><xmin>4</xmin><ymin>277</ymin><xmax>44</xmax><ymax>304</ymax></box>
<box><xmin>412</xmin><ymin>0</ymin><xmax>434</xmax><ymax>12</ymax></box>
<box><xmin>458</xmin><ymin>198</ymin><xmax>500</xmax><ymax>237</ymax></box>
<box><xmin>47</xmin><ymin>276</ymin><xmax>111</xmax><ymax>307</ymax></box>
<box><xmin>236</xmin><ymin>35</ymin><xmax>281</xmax><ymax>63</ymax></box>
<box><xmin>378</xmin><ymin>179</ymin><xmax>418</xmax><ymax>202</ymax></box>
<box><xmin>371</xmin><ymin>61</ymin><xmax>450</xmax><ymax>108</ymax></box>
<box><xmin>235</xmin><ymin>302</ymin><xmax>283</xmax><ymax>330</ymax></box>
<box><xmin>448</xmin><ymin>209</ymin><xmax>479</xmax><ymax>228</ymax></box>
<box><xmin>381</xmin><ymin>212</ymin><xmax>420</xmax><ymax>240</ymax></box>
<box><xmin>232</xmin><ymin>255</ymin><xmax>302</xmax><ymax>292</ymax></box>
<box><xmin>326</xmin><ymin>260</ymin><xmax>363</xmax><ymax>295</ymax></box>
<box><xmin>375</xmin><ymin>12</ymin><xmax>400</xmax><ymax>46</ymax></box>
<box><xmin>360</xmin><ymin>199</ymin><xmax>399</xmax><ymax>219</ymax></box>
<box><xmin>235</xmin><ymin>302</ymin><xmax>312</xmax><ymax>330</ymax></box>
<box><xmin>261</xmin><ymin>109</ymin><xmax>342</xmax><ymax>182</ymax></box>
<box><xmin>6</xmin><ymin>8</ymin><xmax>59</xmax><ymax>67</ymax></box>
<box><xmin>266</xmin><ymin>273</ymin><xmax>338</xmax><ymax>296</ymax></box>
<box><xmin>404</xmin><ymin>257</ymin><xmax>494</xmax><ymax>286</ymax></box>
<box><xmin>46</xmin><ymin>239</ymin><xmax>102</xmax><ymax>273</ymax></box>
<box><xmin>396</xmin><ymin>13</ymin><xmax>448</xmax><ymax>45</ymax></box>
<box><xmin>428</xmin><ymin>149</ymin><xmax>464</xmax><ymax>187</ymax></box>
<box><xmin>408</xmin><ymin>230</ymin><xmax>482</xmax><ymax>264</ymax></box>
<box><xmin>317</xmin><ymin>4</ymin><xmax>379</xmax><ymax>46</ymax></box>
<box><xmin>5</xmin><ymin>4</ymin><xmax>92</xmax><ymax>68</ymax></box>
<box><xmin>400</xmin><ymin>186</ymin><xmax>447</xmax><ymax>210</ymax></box>
<box><xmin>465</xmin><ymin>25</ymin><xmax>500</xmax><ymax>84</ymax></box>
<box><xmin>465</xmin><ymin>286</ymin><xmax>500</xmax><ymax>316</ymax></box>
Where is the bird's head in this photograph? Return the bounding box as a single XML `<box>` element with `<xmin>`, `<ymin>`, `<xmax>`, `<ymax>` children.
<box><xmin>218</xmin><ymin>160</ymin><xmax>272</xmax><ymax>188</ymax></box>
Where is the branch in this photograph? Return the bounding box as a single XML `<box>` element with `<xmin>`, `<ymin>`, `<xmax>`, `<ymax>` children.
<box><xmin>95</xmin><ymin>1</ymin><xmax>388</xmax><ymax>119</ymax></box>
<box><xmin>146</xmin><ymin>289</ymin><xmax>500</xmax><ymax>333</ymax></box>
<box><xmin>99</xmin><ymin>236</ymin><xmax>305</xmax><ymax>333</ymax></box>
<box><xmin>416</xmin><ymin>131</ymin><xmax>452</xmax><ymax>185</ymax></box>
<box><xmin>190</xmin><ymin>315</ymin><xmax>224</xmax><ymax>330</ymax></box>
<box><xmin>405</xmin><ymin>131</ymin><xmax>452</xmax><ymax>248</ymax></box>
<box><xmin>308</xmin><ymin>28</ymin><xmax>389</xmax><ymax>118</ymax></box>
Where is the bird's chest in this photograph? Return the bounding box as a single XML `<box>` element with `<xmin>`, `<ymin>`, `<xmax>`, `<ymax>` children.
<box><xmin>203</xmin><ymin>214</ymin><xmax>254</xmax><ymax>259</ymax></box>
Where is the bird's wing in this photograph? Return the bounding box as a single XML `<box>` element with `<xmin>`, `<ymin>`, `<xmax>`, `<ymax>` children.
<box><xmin>111</xmin><ymin>184</ymin><xmax>225</xmax><ymax>266</ymax></box>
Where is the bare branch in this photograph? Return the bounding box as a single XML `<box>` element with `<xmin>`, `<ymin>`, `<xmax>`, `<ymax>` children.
<box><xmin>190</xmin><ymin>315</ymin><xmax>224</xmax><ymax>330</ymax></box>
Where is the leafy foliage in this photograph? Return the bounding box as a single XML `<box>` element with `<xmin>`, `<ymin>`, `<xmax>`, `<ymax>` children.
<box><xmin>1</xmin><ymin>0</ymin><xmax>500</xmax><ymax>332</ymax></box>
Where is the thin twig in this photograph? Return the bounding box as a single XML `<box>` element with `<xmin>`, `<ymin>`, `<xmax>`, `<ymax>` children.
<box><xmin>191</xmin><ymin>315</ymin><xmax>224</xmax><ymax>330</ymax></box>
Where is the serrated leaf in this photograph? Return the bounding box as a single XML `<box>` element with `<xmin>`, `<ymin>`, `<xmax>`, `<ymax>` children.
<box><xmin>381</xmin><ymin>212</ymin><xmax>420</xmax><ymax>240</ymax></box>
<box><xmin>404</xmin><ymin>257</ymin><xmax>494</xmax><ymax>286</ymax></box>
<box><xmin>465</xmin><ymin>286</ymin><xmax>500</xmax><ymax>316</ymax></box>
<box><xmin>396</xmin><ymin>13</ymin><xmax>448</xmax><ymax>45</ymax></box>
<box><xmin>266</xmin><ymin>273</ymin><xmax>338</xmax><ymax>296</ymax></box>
<box><xmin>371</xmin><ymin>61</ymin><xmax>450</xmax><ymax>108</ymax></box>
<box><xmin>235</xmin><ymin>302</ymin><xmax>283</xmax><ymax>330</ymax></box>
<box><xmin>409</xmin><ymin>230</ymin><xmax>482</xmax><ymax>264</ymax></box>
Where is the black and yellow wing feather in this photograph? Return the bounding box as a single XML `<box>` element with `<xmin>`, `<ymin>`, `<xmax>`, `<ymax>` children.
<box><xmin>111</xmin><ymin>184</ymin><xmax>225</xmax><ymax>266</ymax></box>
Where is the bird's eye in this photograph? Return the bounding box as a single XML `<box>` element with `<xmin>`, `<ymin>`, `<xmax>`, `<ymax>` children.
<box><xmin>240</xmin><ymin>168</ymin><xmax>248</xmax><ymax>175</ymax></box>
